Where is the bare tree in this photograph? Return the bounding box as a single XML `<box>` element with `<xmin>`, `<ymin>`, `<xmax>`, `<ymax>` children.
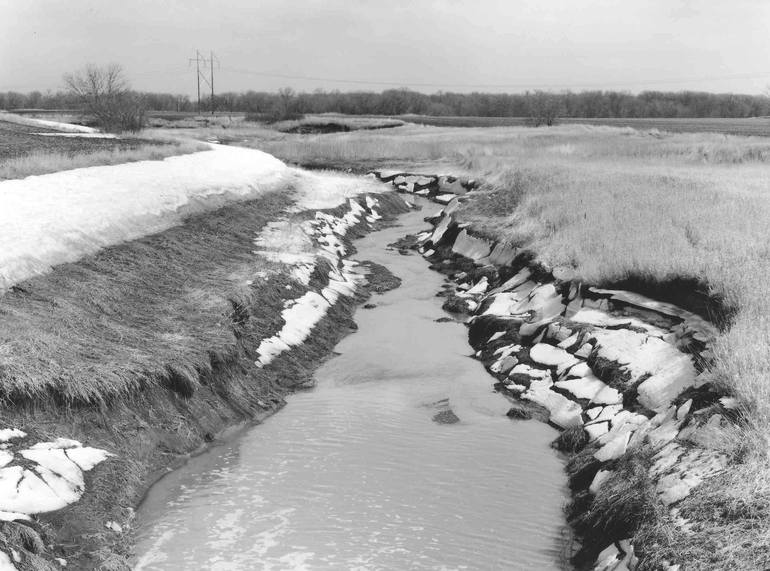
<box><xmin>526</xmin><ymin>91</ymin><xmax>565</xmax><ymax>127</ymax></box>
<box><xmin>265</xmin><ymin>87</ymin><xmax>303</xmax><ymax>122</ymax></box>
<box><xmin>64</xmin><ymin>64</ymin><xmax>146</xmax><ymax>132</ymax></box>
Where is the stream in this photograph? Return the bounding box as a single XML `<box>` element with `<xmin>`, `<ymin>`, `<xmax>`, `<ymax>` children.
<box><xmin>135</xmin><ymin>200</ymin><xmax>569</xmax><ymax>570</ymax></box>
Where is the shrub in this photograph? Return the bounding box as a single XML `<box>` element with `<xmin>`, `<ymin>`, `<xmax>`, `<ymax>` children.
<box><xmin>63</xmin><ymin>64</ymin><xmax>147</xmax><ymax>133</ymax></box>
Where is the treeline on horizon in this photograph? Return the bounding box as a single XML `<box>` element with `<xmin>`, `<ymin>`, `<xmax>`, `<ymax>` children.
<box><xmin>2</xmin><ymin>87</ymin><xmax>770</xmax><ymax>119</ymax></box>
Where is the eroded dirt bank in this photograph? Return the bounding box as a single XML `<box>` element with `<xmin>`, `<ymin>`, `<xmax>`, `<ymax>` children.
<box><xmin>370</xmin><ymin>169</ymin><xmax>741</xmax><ymax>571</ymax></box>
<box><xmin>0</xmin><ymin>187</ymin><xmax>408</xmax><ymax>569</ymax></box>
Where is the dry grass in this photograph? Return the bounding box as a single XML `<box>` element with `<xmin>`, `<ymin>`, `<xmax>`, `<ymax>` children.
<box><xmin>240</xmin><ymin>121</ymin><xmax>770</xmax><ymax>568</ymax></box>
<box><xmin>0</xmin><ymin>139</ymin><xmax>207</xmax><ymax>180</ymax></box>
<box><xmin>0</xmin><ymin>191</ymin><xmax>294</xmax><ymax>403</ymax></box>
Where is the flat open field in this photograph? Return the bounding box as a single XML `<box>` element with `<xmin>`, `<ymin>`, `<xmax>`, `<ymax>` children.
<box><xmin>392</xmin><ymin>114</ymin><xmax>770</xmax><ymax>136</ymax></box>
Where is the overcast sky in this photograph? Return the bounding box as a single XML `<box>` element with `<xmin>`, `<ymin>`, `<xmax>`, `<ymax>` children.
<box><xmin>2</xmin><ymin>0</ymin><xmax>769</xmax><ymax>96</ymax></box>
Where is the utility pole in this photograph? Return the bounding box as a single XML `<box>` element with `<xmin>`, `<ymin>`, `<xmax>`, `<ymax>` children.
<box><xmin>210</xmin><ymin>50</ymin><xmax>215</xmax><ymax>115</ymax></box>
<box><xmin>189</xmin><ymin>50</ymin><xmax>204</xmax><ymax>113</ymax></box>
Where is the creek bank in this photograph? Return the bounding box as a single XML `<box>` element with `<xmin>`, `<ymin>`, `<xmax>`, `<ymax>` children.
<box><xmin>0</xmin><ymin>187</ymin><xmax>409</xmax><ymax>570</ymax></box>
<box><xmin>371</xmin><ymin>169</ymin><xmax>739</xmax><ymax>571</ymax></box>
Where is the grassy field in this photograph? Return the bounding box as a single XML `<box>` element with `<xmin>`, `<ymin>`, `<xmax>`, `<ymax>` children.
<box><xmin>388</xmin><ymin>115</ymin><xmax>770</xmax><ymax>136</ymax></box>
<box><xmin>0</xmin><ymin>120</ymin><xmax>206</xmax><ymax>180</ymax></box>
<box><xmin>222</xmin><ymin>121</ymin><xmax>770</xmax><ymax>569</ymax></box>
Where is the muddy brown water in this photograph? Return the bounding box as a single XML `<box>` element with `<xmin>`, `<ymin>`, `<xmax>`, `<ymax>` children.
<box><xmin>135</xmin><ymin>199</ymin><xmax>569</xmax><ymax>570</ymax></box>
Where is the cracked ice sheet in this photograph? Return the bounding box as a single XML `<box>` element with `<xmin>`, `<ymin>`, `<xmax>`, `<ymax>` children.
<box><xmin>0</xmin><ymin>439</ymin><xmax>112</xmax><ymax>515</ymax></box>
<box><xmin>570</xmin><ymin>308</ymin><xmax>668</xmax><ymax>337</ymax></box>
<box><xmin>522</xmin><ymin>379</ymin><xmax>583</xmax><ymax>428</ymax></box>
<box><xmin>0</xmin><ymin>144</ymin><xmax>289</xmax><ymax>290</ymax></box>
<box><xmin>590</xmin><ymin>328</ymin><xmax>697</xmax><ymax>411</ymax></box>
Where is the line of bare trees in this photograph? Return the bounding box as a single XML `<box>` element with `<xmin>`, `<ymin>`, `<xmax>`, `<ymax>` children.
<box><xmin>4</xmin><ymin>65</ymin><xmax>770</xmax><ymax>128</ymax></box>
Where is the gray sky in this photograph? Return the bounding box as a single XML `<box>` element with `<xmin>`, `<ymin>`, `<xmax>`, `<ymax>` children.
<box><xmin>2</xmin><ymin>0</ymin><xmax>770</xmax><ymax>96</ymax></box>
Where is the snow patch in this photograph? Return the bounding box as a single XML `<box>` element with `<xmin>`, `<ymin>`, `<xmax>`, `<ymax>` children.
<box><xmin>0</xmin><ymin>436</ymin><xmax>112</xmax><ymax>516</ymax></box>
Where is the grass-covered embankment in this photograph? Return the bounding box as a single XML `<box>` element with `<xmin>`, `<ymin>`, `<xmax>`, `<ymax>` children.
<box><xmin>243</xmin><ymin>123</ymin><xmax>770</xmax><ymax>569</ymax></box>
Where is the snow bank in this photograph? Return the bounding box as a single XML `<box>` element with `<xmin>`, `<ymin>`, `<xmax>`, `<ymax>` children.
<box><xmin>0</xmin><ymin>144</ymin><xmax>289</xmax><ymax>289</ymax></box>
<box><xmin>0</xmin><ymin>112</ymin><xmax>97</xmax><ymax>133</ymax></box>
<box><xmin>254</xmin><ymin>184</ymin><xmax>386</xmax><ymax>367</ymax></box>
<box><xmin>32</xmin><ymin>132</ymin><xmax>118</xmax><ymax>139</ymax></box>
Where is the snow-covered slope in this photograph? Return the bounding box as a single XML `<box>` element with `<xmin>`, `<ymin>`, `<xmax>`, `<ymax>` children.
<box><xmin>0</xmin><ymin>112</ymin><xmax>98</xmax><ymax>134</ymax></box>
<box><xmin>0</xmin><ymin>144</ymin><xmax>289</xmax><ymax>289</ymax></box>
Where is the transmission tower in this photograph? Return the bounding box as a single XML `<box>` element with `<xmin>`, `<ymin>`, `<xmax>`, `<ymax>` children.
<box><xmin>189</xmin><ymin>50</ymin><xmax>219</xmax><ymax>114</ymax></box>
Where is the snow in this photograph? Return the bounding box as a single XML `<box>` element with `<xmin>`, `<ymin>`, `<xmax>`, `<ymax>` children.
<box><xmin>429</xmin><ymin>215</ymin><xmax>452</xmax><ymax>245</ymax></box>
<box><xmin>570</xmin><ymin>308</ymin><xmax>667</xmax><ymax>336</ymax></box>
<box><xmin>451</xmin><ymin>229</ymin><xmax>492</xmax><ymax>260</ymax></box>
<box><xmin>555</xmin><ymin>375</ymin><xmax>611</xmax><ymax>401</ymax></box>
<box><xmin>291</xmin><ymin>170</ymin><xmax>383</xmax><ymax>210</ymax></box>
<box><xmin>0</xmin><ymin>430</ymin><xmax>26</xmax><ymax>443</ymax></box>
<box><xmin>33</xmin><ymin>132</ymin><xmax>118</xmax><ymax>139</ymax></box>
<box><xmin>590</xmin><ymin>469</ymin><xmax>612</xmax><ymax>494</ymax></box>
<box><xmin>0</xmin><ymin>452</ymin><xmax>12</xmax><ymax>469</ymax></box>
<box><xmin>433</xmin><ymin>194</ymin><xmax>456</xmax><ymax>204</ymax></box>
<box><xmin>257</xmin><ymin>292</ymin><xmax>329</xmax><ymax>366</ymax></box>
<box><xmin>0</xmin><ymin>436</ymin><xmax>112</xmax><ymax>515</ymax></box>
<box><xmin>0</xmin><ymin>511</ymin><xmax>29</xmax><ymax>522</ymax></box>
<box><xmin>20</xmin><ymin>449</ymin><xmax>83</xmax><ymax>486</ymax></box>
<box><xmin>30</xmin><ymin>438</ymin><xmax>82</xmax><ymax>450</ymax></box>
<box><xmin>488</xmin><ymin>331</ymin><xmax>505</xmax><ymax>343</ymax></box>
<box><xmin>0</xmin><ymin>144</ymin><xmax>289</xmax><ymax>289</ymax></box>
<box><xmin>594</xmin><ymin>431</ymin><xmax>631</xmax><ymax>461</ymax></box>
<box><xmin>254</xmin><ymin>191</ymin><xmax>381</xmax><ymax>368</ymax></box>
<box><xmin>0</xmin><ymin>550</ymin><xmax>15</xmax><ymax>571</ymax></box>
<box><xmin>522</xmin><ymin>379</ymin><xmax>583</xmax><ymax>428</ymax></box>
<box><xmin>509</xmin><ymin>363</ymin><xmax>549</xmax><ymax>381</ymax></box>
<box><xmin>585</xmin><ymin>422</ymin><xmax>609</xmax><ymax>441</ymax></box>
<box><xmin>254</xmin><ymin>219</ymin><xmax>316</xmax><ymax>285</ymax></box>
<box><xmin>464</xmin><ymin>277</ymin><xmax>489</xmax><ymax>296</ymax></box>
<box><xmin>0</xmin><ymin>467</ymin><xmax>68</xmax><ymax>514</ymax></box>
<box><xmin>529</xmin><ymin>343</ymin><xmax>577</xmax><ymax>368</ymax></box>
<box><xmin>0</xmin><ymin>112</ymin><xmax>97</xmax><ymax>133</ymax></box>
<box><xmin>65</xmin><ymin>446</ymin><xmax>113</xmax><ymax>471</ymax></box>
<box><xmin>589</xmin><ymin>329</ymin><xmax>697</xmax><ymax>409</ymax></box>
<box><xmin>482</xmin><ymin>293</ymin><xmax>521</xmax><ymax>316</ymax></box>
